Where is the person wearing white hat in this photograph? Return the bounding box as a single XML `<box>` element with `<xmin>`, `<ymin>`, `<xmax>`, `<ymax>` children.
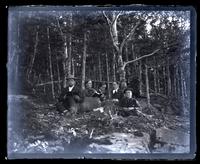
<box><xmin>57</xmin><ymin>74</ymin><xmax>84</xmax><ymax>114</ymax></box>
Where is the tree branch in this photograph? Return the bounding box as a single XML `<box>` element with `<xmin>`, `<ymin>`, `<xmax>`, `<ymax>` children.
<box><xmin>103</xmin><ymin>11</ymin><xmax>111</xmax><ymax>25</ymax></box>
<box><xmin>122</xmin><ymin>49</ymin><xmax>160</xmax><ymax>70</ymax></box>
<box><xmin>103</xmin><ymin>11</ymin><xmax>119</xmax><ymax>52</ymax></box>
<box><xmin>109</xmin><ymin>28</ymin><xmax>119</xmax><ymax>52</ymax></box>
<box><xmin>56</xmin><ymin>17</ymin><xmax>66</xmax><ymax>43</ymax></box>
<box><xmin>111</xmin><ymin>11</ymin><xmax>122</xmax><ymax>26</ymax></box>
<box><xmin>119</xmin><ymin>20</ymin><xmax>141</xmax><ymax>54</ymax></box>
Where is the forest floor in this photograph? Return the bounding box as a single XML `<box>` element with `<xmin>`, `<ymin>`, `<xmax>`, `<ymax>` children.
<box><xmin>7</xmin><ymin>93</ymin><xmax>190</xmax><ymax>157</ymax></box>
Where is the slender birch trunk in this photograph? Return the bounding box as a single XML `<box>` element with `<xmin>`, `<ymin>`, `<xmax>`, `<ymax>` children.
<box><xmin>47</xmin><ymin>27</ymin><xmax>55</xmax><ymax>98</ymax></box>
<box><xmin>81</xmin><ymin>33</ymin><xmax>87</xmax><ymax>90</ymax></box>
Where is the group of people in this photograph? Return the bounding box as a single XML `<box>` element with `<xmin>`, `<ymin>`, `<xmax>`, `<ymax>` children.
<box><xmin>57</xmin><ymin>74</ymin><xmax>140</xmax><ymax>115</ymax></box>
<box><xmin>84</xmin><ymin>79</ymin><xmax>140</xmax><ymax>109</ymax></box>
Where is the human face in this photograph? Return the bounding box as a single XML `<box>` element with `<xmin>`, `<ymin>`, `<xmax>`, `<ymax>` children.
<box><xmin>86</xmin><ymin>81</ymin><xmax>92</xmax><ymax>89</ymax></box>
<box><xmin>68</xmin><ymin>78</ymin><xmax>75</xmax><ymax>87</ymax></box>
<box><xmin>125</xmin><ymin>90</ymin><xmax>132</xmax><ymax>98</ymax></box>
<box><xmin>112</xmin><ymin>82</ymin><xmax>118</xmax><ymax>90</ymax></box>
<box><xmin>121</xmin><ymin>82</ymin><xmax>127</xmax><ymax>89</ymax></box>
<box><xmin>100</xmin><ymin>84</ymin><xmax>106</xmax><ymax>92</ymax></box>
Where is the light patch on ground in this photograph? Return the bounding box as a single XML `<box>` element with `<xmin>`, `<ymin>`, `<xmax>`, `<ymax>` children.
<box><xmin>88</xmin><ymin>132</ymin><xmax>150</xmax><ymax>153</ymax></box>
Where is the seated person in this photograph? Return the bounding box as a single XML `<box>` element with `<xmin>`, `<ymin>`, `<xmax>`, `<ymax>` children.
<box><xmin>93</xmin><ymin>82</ymin><xmax>107</xmax><ymax>102</ymax></box>
<box><xmin>118</xmin><ymin>88</ymin><xmax>140</xmax><ymax>117</ymax></box>
<box><xmin>119</xmin><ymin>80</ymin><xmax>127</xmax><ymax>94</ymax></box>
<box><xmin>111</xmin><ymin>82</ymin><xmax>123</xmax><ymax>103</ymax></box>
<box><xmin>57</xmin><ymin>75</ymin><xmax>84</xmax><ymax>114</ymax></box>
<box><xmin>84</xmin><ymin>80</ymin><xmax>97</xmax><ymax>97</ymax></box>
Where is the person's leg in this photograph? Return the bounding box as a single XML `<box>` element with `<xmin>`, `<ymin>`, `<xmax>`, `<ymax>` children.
<box><xmin>56</xmin><ymin>102</ymin><xmax>67</xmax><ymax>113</ymax></box>
<box><xmin>67</xmin><ymin>97</ymin><xmax>78</xmax><ymax>115</ymax></box>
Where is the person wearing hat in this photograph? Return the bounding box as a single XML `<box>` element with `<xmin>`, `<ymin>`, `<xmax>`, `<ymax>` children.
<box><xmin>57</xmin><ymin>74</ymin><xmax>85</xmax><ymax>114</ymax></box>
<box><xmin>118</xmin><ymin>88</ymin><xmax>140</xmax><ymax>117</ymax></box>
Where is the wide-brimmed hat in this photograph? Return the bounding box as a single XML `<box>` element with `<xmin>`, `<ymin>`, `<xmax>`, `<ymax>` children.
<box><xmin>124</xmin><ymin>88</ymin><xmax>133</xmax><ymax>93</ymax></box>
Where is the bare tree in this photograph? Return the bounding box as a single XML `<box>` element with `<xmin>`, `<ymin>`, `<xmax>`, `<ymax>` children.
<box><xmin>98</xmin><ymin>53</ymin><xmax>102</xmax><ymax>81</ymax></box>
<box><xmin>47</xmin><ymin>27</ymin><xmax>55</xmax><ymax>98</ymax></box>
<box><xmin>81</xmin><ymin>32</ymin><xmax>87</xmax><ymax>90</ymax></box>
<box><xmin>103</xmin><ymin>11</ymin><xmax>141</xmax><ymax>81</ymax></box>
<box><xmin>26</xmin><ymin>26</ymin><xmax>39</xmax><ymax>82</ymax></box>
<box><xmin>145</xmin><ymin>63</ymin><xmax>150</xmax><ymax>107</ymax></box>
<box><xmin>106</xmin><ymin>53</ymin><xmax>110</xmax><ymax>98</ymax></box>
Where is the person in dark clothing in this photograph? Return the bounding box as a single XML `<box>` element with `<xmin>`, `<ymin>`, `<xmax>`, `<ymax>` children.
<box><xmin>118</xmin><ymin>88</ymin><xmax>140</xmax><ymax>117</ymax></box>
<box><xmin>57</xmin><ymin>75</ymin><xmax>84</xmax><ymax>114</ymax></box>
<box><xmin>119</xmin><ymin>80</ymin><xmax>127</xmax><ymax>96</ymax></box>
<box><xmin>93</xmin><ymin>82</ymin><xmax>107</xmax><ymax>102</ymax></box>
<box><xmin>84</xmin><ymin>80</ymin><xmax>97</xmax><ymax>97</ymax></box>
<box><xmin>111</xmin><ymin>82</ymin><xmax>123</xmax><ymax>103</ymax></box>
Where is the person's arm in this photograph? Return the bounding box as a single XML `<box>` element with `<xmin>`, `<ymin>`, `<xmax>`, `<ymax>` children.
<box><xmin>89</xmin><ymin>88</ymin><xmax>97</xmax><ymax>97</ymax></box>
<box><xmin>135</xmin><ymin>100</ymin><xmax>140</xmax><ymax>108</ymax></box>
<box><xmin>131</xmin><ymin>99</ymin><xmax>140</xmax><ymax>111</ymax></box>
<box><xmin>92</xmin><ymin>89</ymin><xmax>102</xmax><ymax>98</ymax></box>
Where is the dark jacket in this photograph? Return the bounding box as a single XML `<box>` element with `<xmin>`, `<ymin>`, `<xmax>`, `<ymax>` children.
<box><xmin>119</xmin><ymin>97</ymin><xmax>139</xmax><ymax>108</ymax></box>
<box><xmin>111</xmin><ymin>89</ymin><xmax>123</xmax><ymax>100</ymax></box>
<box><xmin>92</xmin><ymin>89</ymin><xmax>106</xmax><ymax>101</ymax></box>
<box><xmin>58</xmin><ymin>85</ymin><xmax>85</xmax><ymax>105</ymax></box>
<box><xmin>84</xmin><ymin>88</ymin><xmax>97</xmax><ymax>97</ymax></box>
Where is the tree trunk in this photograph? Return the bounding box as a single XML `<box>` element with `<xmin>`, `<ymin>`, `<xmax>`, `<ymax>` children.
<box><xmin>94</xmin><ymin>64</ymin><xmax>96</xmax><ymax>80</ymax></box>
<box><xmin>153</xmin><ymin>57</ymin><xmax>158</xmax><ymax>93</ymax></box>
<box><xmin>63</xmin><ymin>35</ymin><xmax>68</xmax><ymax>88</ymax></box>
<box><xmin>157</xmin><ymin>67</ymin><xmax>161</xmax><ymax>93</ymax></box>
<box><xmin>132</xmin><ymin>44</ymin><xmax>138</xmax><ymax>77</ymax></box>
<box><xmin>162</xmin><ymin>66</ymin><xmax>167</xmax><ymax>95</ymax></box>
<box><xmin>167</xmin><ymin>56</ymin><xmax>172</xmax><ymax>96</ymax></box>
<box><xmin>118</xmin><ymin>53</ymin><xmax>126</xmax><ymax>81</ymax></box>
<box><xmin>125</xmin><ymin>43</ymin><xmax>130</xmax><ymax>82</ymax></box>
<box><xmin>47</xmin><ymin>27</ymin><xmax>55</xmax><ymax>99</ymax></box>
<box><xmin>145</xmin><ymin>63</ymin><xmax>150</xmax><ymax>107</ymax></box>
<box><xmin>98</xmin><ymin>54</ymin><xmax>102</xmax><ymax>81</ymax></box>
<box><xmin>180</xmin><ymin>65</ymin><xmax>186</xmax><ymax>114</ymax></box>
<box><xmin>153</xmin><ymin>68</ymin><xmax>158</xmax><ymax>94</ymax></box>
<box><xmin>177</xmin><ymin>66</ymin><xmax>180</xmax><ymax>98</ymax></box>
<box><xmin>67</xmin><ymin>36</ymin><xmax>72</xmax><ymax>76</ymax></box>
<box><xmin>67</xmin><ymin>12</ymin><xmax>73</xmax><ymax>76</ymax></box>
<box><xmin>183</xmin><ymin>78</ymin><xmax>187</xmax><ymax>99</ymax></box>
<box><xmin>180</xmin><ymin>67</ymin><xmax>184</xmax><ymax>98</ymax></box>
<box><xmin>173</xmin><ymin>65</ymin><xmax>177</xmax><ymax>97</ymax></box>
<box><xmin>103</xmin><ymin>12</ymin><xmax>141</xmax><ymax>83</ymax></box>
<box><xmin>56</xmin><ymin>56</ymin><xmax>61</xmax><ymax>94</ymax></box>
<box><xmin>72</xmin><ymin>58</ymin><xmax>75</xmax><ymax>76</ymax></box>
<box><xmin>27</xmin><ymin>27</ymin><xmax>39</xmax><ymax>81</ymax></box>
<box><xmin>103</xmin><ymin>12</ymin><xmax>124</xmax><ymax>82</ymax></box>
<box><xmin>81</xmin><ymin>33</ymin><xmax>87</xmax><ymax>90</ymax></box>
<box><xmin>139</xmin><ymin>60</ymin><xmax>143</xmax><ymax>96</ymax></box>
<box><xmin>112</xmin><ymin>51</ymin><xmax>116</xmax><ymax>82</ymax></box>
<box><xmin>106</xmin><ymin>53</ymin><xmax>110</xmax><ymax>98</ymax></box>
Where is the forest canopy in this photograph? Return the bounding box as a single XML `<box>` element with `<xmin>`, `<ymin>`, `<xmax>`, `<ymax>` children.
<box><xmin>8</xmin><ymin>8</ymin><xmax>190</xmax><ymax>106</ymax></box>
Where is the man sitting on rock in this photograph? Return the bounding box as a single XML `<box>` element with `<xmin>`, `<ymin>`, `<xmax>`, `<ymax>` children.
<box><xmin>118</xmin><ymin>88</ymin><xmax>140</xmax><ymax>117</ymax></box>
<box><xmin>57</xmin><ymin>75</ymin><xmax>85</xmax><ymax>115</ymax></box>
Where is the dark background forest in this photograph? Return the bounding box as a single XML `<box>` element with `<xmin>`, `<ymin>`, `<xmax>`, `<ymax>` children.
<box><xmin>8</xmin><ymin>9</ymin><xmax>190</xmax><ymax>108</ymax></box>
